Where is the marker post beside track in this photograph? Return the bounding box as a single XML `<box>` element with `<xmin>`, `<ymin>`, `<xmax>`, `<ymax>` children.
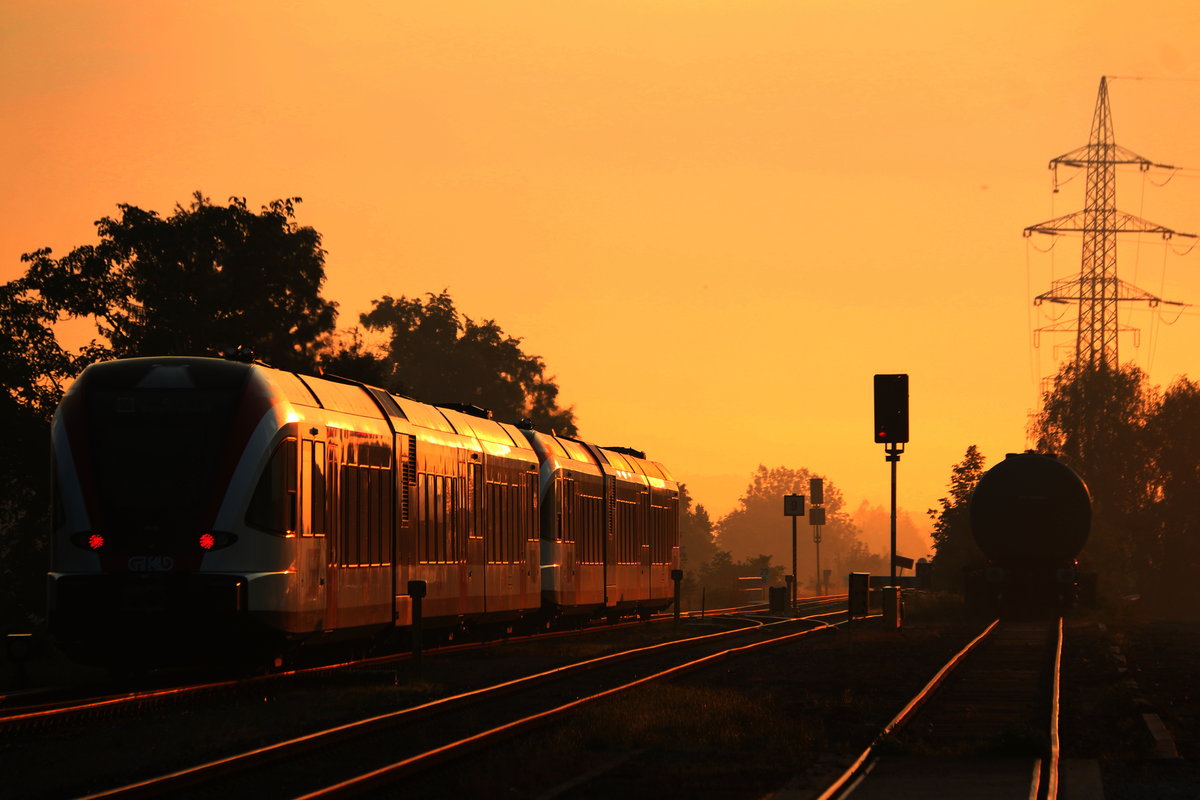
<box><xmin>783</xmin><ymin>495</ymin><xmax>806</xmax><ymax>613</ymax></box>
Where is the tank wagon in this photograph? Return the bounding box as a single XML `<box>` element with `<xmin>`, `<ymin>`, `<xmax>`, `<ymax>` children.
<box><xmin>47</xmin><ymin>356</ymin><xmax>680</xmax><ymax>666</ymax></box>
<box><xmin>967</xmin><ymin>451</ymin><xmax>1091</xmax><ymax>616</ymax></box>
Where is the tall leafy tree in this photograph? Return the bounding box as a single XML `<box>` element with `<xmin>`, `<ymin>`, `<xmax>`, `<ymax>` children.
<box><xmin>0</xmin><ymin>279</ymin><xmax>90</xmax><ymax>628</ymax></box>
<box><xmin>1145</xmin><ymin>378</ymin><xmax>1200</xmax><ymax>607</ymax></box>
<box><xmin>676</xmin><ymin>483</ymin><xmax>717</xmax><ymax>606</ymax></box>
<box><xmin>1030</xmin><ymin>362</ymin><xmax>1158</xmax><ymax>594</ymax></box>
<box><xmin>346</xmin><ymin>291</ymin><xmax>577</xmax><ymax>434</ymax></box>
<box><xmin>678</xmin><ymin>483</ymin><xmax>717</xmax><ymax>576</ymax></box>
<box><xmin>21</xmin><ymin>193</ymin><xmax>336</xmax><ymax>370</ymax></box>
<box><xmin>927</xmin><ymin>444</ymin><xmax>987</xmax><ymax>592</ymax></box>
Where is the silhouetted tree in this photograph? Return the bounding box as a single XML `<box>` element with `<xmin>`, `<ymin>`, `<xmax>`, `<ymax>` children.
<box><xmin>0</xmin><ymin>280</ymin><xmax>83</xmax><ymax>629</ymax></box>
<box><xmin>715</xmin><ymin>465</ymin><xmax>869</xmax><ymax>592</ymax></box>
<box><xmin>927</xmin><ymin>445</ymin><xmax>987</xmax><ymax>593</ymax></box>
<box><xmin>1145</xmin><ymin>377</ymin><xmax>1200</xmax><ymax>608</ymax></box>
<box><xmin>20</xmin><ymin>193</ymin><xmax>336</xmax><ymax>370</ymax></box>
<box><xmin>676</xmin><ymin>483</ymin><xmax>717</xmax><ymax>607</ymax></box>
<box><xmin>351</xmin><ymin>291</ymin><xmax>576</xmax><ymax>433</ymax></box>
<box><xmin>1031</xmin><ymin>362</ymin><xmax>1158</xmax><ymax>596</ymax></box>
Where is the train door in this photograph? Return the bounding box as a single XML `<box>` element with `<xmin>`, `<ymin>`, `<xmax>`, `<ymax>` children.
<box><xmin>465</xmin><ymin>459</ymin><xmax>484</xmax><ymax>616</ymax></box>
<box><xmin>324</xmin><ymin>434</ymin><xmax>340</xmax><ymax>631</ymax></box>
<box><xmin>521</xmin><ymin>469</ymin><xmax>538</xmax><ymax>611</ymax></box>
<box><xmin>297</xmin><ymin>438</ymin><xmax>328</xmax><ymax>630</ymax></box>
<box><xmin>639</xmin><ymin>487</ymin><xmax>651</xmax><ymax>603</ymax></box>
<box><xmin>559</xmin><ymin>474</ymin><xmax>577</xmax><ymax>608</ymax></box>
<box><xmin>603</xmin><ymin>474</ymin><xmax>616</xmax><ymax>606</ymax></box>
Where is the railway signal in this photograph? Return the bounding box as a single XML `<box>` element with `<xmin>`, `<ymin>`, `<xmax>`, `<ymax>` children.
<box><xmin>873</xmin><ymin>373</ymin><xmax>909</xmax><ymax>628</ymax></box>
<box><xmin>873</xmin><ymin>373</ymin><xmax>909</xmax><ymax>444</ymax></box>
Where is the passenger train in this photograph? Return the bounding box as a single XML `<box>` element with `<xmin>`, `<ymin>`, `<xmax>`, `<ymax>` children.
<box><xmin>47</xmin><ymin>356</ymin><xmax>680</xmax><ymax>665</ymax></box>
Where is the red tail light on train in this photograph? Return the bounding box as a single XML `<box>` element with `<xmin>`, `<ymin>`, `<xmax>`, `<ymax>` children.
<box><xmin>197</xmin><ymin>531</ymin><xmax>237</xmax><ymax>551</ymax></box>
<box><xmin>69</xmin><ymin>532</ymin><xmax>106</xmax><ymax>551</ymax></box>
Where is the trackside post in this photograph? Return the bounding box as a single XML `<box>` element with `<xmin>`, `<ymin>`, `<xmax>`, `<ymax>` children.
<box><xmin>671</xmin><ymin>569</ymin><xmax>684</xmax><ymax>622</ymax></box>
<box><xmin>408</xmin><ymin>580</ymin><xmax>427</xmax><ymax>675</ymax></box>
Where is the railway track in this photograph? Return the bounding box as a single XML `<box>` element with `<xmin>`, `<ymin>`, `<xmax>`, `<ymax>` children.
<box><xmin>813</xmin><ymin>617</ymin><xmax>1063</xmax><ymax>800</ymax></box>
<box><xmin>3</xmin><ymin>601</ymin><xmax>847</xmax><ymax>799</ymax></box>
<box><xmin>1</xmin><ymin>599</ymin><xmax>824</xmax><ymax>737</ymax></box>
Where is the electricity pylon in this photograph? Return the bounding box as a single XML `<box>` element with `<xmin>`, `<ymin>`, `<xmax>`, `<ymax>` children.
<box><xmin>1024</xmin><ymin>76</ymin><xmax>1194</xmax><ymax>371</ymax></box>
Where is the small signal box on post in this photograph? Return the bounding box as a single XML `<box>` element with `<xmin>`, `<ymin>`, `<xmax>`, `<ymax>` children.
<box><xmin>873</xmin><ymin>374</ymin><xmax>909</xmax><ymax>444</ymax></box>
<box><xmin>783</xmin><ymin>494</ymin><xmax>806</xmax><ymax>517</ymax></box>
<box><xmin>808</xmin><ymin>478</ymin><xmax>823</xmax><ymax>506</ymax></box>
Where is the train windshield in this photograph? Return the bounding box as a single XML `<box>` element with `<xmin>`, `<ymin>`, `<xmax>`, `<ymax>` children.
<box><xmin>87</xmin><ymin>387</ymin><xmax>242</xmax><ymax>550</ymax></box>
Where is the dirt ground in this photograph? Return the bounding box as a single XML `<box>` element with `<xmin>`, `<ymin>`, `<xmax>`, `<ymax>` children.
<box><xmin>1062</xmin><ymin>610</ymin><xmax>1200</xmax><ymax>799</ymax></box>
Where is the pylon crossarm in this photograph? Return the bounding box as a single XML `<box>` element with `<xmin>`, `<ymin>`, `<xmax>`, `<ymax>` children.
<box><xmin>1024</xmin><ymin>209</ymin><xmax>1192</xmax><ymax>239</ymax></box>
<box><xmin>1049</xmin><ymin>142</ymin><xmax>1160</xmax><ymax>170</ymax></box>
<box><xmin>1034</xmin><ymin>275</ymin><xmax>1187</xmax><ymax>306</ymax></box>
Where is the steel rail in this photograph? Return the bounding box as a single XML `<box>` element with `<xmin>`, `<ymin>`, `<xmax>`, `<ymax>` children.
<box><xmin>294</xmin><ymin>617</ymin><xmax>847</xmax><ymax>799</ymax></box>
<box><xmin>814</xmin><ymin>617</ymin><xmax>1001</xmax><ymax>800</ymax></box>
<box><xmin>1044</xmin><ymin>616</ymin><xmax>1063</xmax><ymax>800</ymax></box>
<box><xmin>78</xmin><ymin>607</ymin><xmax>845</xmax><ymax>800</ymax></box>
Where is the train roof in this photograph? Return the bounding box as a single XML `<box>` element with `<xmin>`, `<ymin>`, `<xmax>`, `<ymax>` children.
<box><xmin>70</xmin><ymin>357</ymin><xmax>670</xmax><ymax>479</ymax></box>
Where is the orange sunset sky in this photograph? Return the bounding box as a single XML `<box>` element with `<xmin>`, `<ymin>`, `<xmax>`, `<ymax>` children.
<box><xmin>5</xmin><ymin>2</ymin><xmax>1200</xmax><ymax>555</ymax></box>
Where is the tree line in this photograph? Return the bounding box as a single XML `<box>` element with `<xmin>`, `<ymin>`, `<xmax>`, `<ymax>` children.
<box><xmin>0</xmin><ymin>194</ymin><xmax>576</xmax><ymax>630</ymax></box>
<box><xmin>928</xmin><ymin>361</ymin><xmax>1200</xmax><ymax>612</ymax></box>
<box><xmin>679</xmin><ymin>465</ymin><xmax>892</xmax><ymax>609</ymax></box>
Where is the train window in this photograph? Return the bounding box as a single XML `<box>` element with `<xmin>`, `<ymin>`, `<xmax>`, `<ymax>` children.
<box><xmin>616</xmin><ymin>499</ymin><xmax>637</xmax><ymax>564</ymax></box>
<box><xmin>301</xmin><ymin>440</ymin><xmax>312</xmax><ymax>536</ymax></box>
<box><xmin>343</xmin><ymin>466</ymin><xmax>356</xmax><ymax>564</ymax></box>
<box><xmin>311</xmin><ymin>441</ymin><xmax>326</xmax><ymax>535</ymax></box>
<box><xmin>436</xmin><ymin>475</ymin><xmax>447</xmax><ymax>562</ymax></box>
<box><xmin>417</xmin><ymin>474</ymin><xmax>428</xmax><ymax>563</ymax></box>
<box><xmin>381</xmin><ymin>467</ymin><xmax>394</xmax><ymax>564</ymax></box>
<box><xmin>558</xmin><ymin>478</ymin><xmax>572</xmax><ymax>544</ymax></box>
<box><xmin>446</xmin><ymin>477</ymin><xmax>456</xmax><ymax>561</ymax></box>
<box><xmin>469</xmin><ymin>464</ymin><xmax>483</xmax><ymax>540</ymax></box>
<box><xmin>577</xmin><ymin>492</ymin><xmax>601</xmax><ymax>564</ymax></box>
<box><xmin>485</xmin><ymin>481</ymin><xmax>501</xmax><ymax>564</ymax></box>
<box><xmin>510</xmin><ymin>483</ymin><xmax>520</xmax><ymax>561</ymax></box>
<box><xmin>246</xmin><ymin>438</ymin><xmax>297</xmax><ymax>536</ymax></box>
<box><xmin>366</xmin><ymin>467</ymin><xmax>379</xmax><ymax>565</ymax></box>
<box><xmin>525</xmin><ymin>473</ymin><xmax>537</xmax><ymax>544</ymax></box>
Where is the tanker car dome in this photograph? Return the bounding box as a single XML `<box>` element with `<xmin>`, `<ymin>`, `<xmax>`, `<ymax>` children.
<box><xmin>969</xmin><ymin>451</ymin><xmax>1091</xmax><ymax>566</ymax></box>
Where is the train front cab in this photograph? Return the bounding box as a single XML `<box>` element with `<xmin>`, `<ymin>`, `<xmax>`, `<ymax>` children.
<box><xmin>44</xmin><ymin>358</ymin><xmax>331</xmax><ymax>665</ymax></box>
